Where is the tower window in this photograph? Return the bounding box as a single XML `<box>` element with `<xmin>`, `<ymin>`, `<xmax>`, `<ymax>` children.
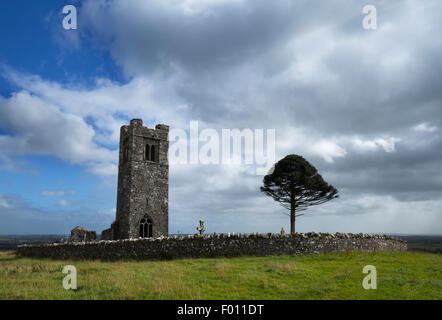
<box><xmin>123</xmin><ymin>147</ymin><xmax>129</xmax><ymax>160</ymax></box>
<box><xmin>143</xmin><ymin>139</ymin><xmax>159</xmax><ymax>162</ymax></box>
<box><xmin>139</xmin><ymin>216</ymin><xmax>153</xmax><ymax>238</ymax></box>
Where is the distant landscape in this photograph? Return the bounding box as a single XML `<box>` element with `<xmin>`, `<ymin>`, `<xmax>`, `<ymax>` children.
<box><xmin>398</xmin><ymin>235</ymin><xmax>442</xmax><ymax>254</ymax></box>
<box><xmin>0</xmin><ymin>235</ymin><xmax>68</xmax><ymax>252</ymax></box>
<box><xmin>0</xmin><ymin>234</ymin><xmax>440</xmax><ymax>254</ymax></box>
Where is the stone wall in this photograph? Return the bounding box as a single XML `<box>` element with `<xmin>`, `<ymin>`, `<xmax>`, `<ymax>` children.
<box><xmin>101</xmin><ymin>221</ymin><xmax>118</xmax><ymax>241</ymax></box>
<box><xmin>100</xmin><ymin>228</ymin><xmax>112</xmax><ymax>241</ymax></box>
<box><xmin>70</xmin><ymin>226</ymin><xmax>97</xmax><ymax>243</ymax></box>
<box><xmin>17</xmin><ymin>232</ymin><xmax>407</xmax><ymax>260</ymax></box>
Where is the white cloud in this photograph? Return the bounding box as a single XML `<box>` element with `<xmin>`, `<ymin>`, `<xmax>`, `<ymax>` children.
<box><xmin>352</xmin><ymin>138</ymin><xmax>378</xmax><ymax>152</ymax></box>
<box><xmin>413</xmin><ymin>122</ymin><xmax>437</xmax><ymax>133</ymax></box>
<box><xmin>0</xmin><ymin>199</ymin><xmax>12</xmax><ymax>209</ymax></box>
<box><xmin>57</xmin><ymin>200</ymin><xmax>70</xmax><ymax>207</ymax></box>
<box><xmin>313</xmin><ymin>140</ymin><xmax>347</xmax><ymax>163</ymax></box>
<box><xmin>0</xmin><ymin>89</ymin><xmax>118</xmax><ymax>176</ymax></box>
<box><xmin>86</xmin><ymin>162</ymin><xmax>118</xmax><ymax>177</ymax></box>
<box><xmin>277</xmin><ymin>127</ymin><xmax>347</xmax><ymax>164</ymax></box>
<box><xmin>374</xmin><ymin>138</ymin><xmax>399</xmax><ymax>153</ymax></box>
<box><xmin>301</xmin><ymin>194</ymin><xmax>442</xmax><ymax>235</ymax></box>
<box><xmin>352</xmin><ymin>137</ymin><xmax>400</xmax><ymax>153</ymax></box>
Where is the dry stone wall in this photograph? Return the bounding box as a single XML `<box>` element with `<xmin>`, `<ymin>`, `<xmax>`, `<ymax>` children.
<box><xmin>17</xmin><ymin>232</ymin><xmax>406</xmax><ymax>260</ymax></box>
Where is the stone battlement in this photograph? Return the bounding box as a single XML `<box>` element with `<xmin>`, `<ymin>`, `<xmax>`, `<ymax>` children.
<box><xmin>17</xmin><ymin>232</ymin><xmax>407</xmax><ymax>260</ymax></box>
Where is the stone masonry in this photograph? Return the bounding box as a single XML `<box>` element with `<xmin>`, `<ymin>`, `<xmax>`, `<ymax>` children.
<box><xmin>70</xmin><ymin>226</ymin><xmax>97</xmax><ymax>242</ymax></box>
<box><xmin>17</xmin><ymin>232</ymin><xmax>407</xmax><ymax>260</ymax></box>
<box><xmin>101</xmin><ymin>119</ymin><xmax>169</xmax><ymax>240</ymax></box>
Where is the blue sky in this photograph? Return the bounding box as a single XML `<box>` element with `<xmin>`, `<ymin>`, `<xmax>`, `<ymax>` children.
<box><xmin>0</xmin><ymin>1</ymin><xmax>122</xmax><ymax>233</ymax></box>
<box><xmin>0</xmin><ymin>1</ymin><xmax>124</xmax><ymax>89</ymax></box>
<box><xmin>0</xmin><ymin>0</ymin><xmax>441</xmax><ymax>235</ymax></box>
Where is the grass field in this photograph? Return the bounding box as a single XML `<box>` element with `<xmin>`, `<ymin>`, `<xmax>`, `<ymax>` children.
<box><xmin>0</xmin><ymin>251</ymin><xmax>440</xmax><ymax>299</ymax></box>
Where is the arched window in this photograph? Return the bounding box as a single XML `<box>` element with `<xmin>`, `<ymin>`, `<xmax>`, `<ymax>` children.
<box><xmin>123</xmin><ymin>148</ymin><xmax>129</xmax><ymax>160</ymax></box>
<box><xmin>139</xmin><ymin>216</ymin><xmax>153</xmax><ymax>238</ymax></box>
<box><xmin>145</xmin><ymin>144</ymin><xmax>150</xmax><ymax>161</ymax></box>
<box><xmin>150</xmin><ymin>145</ymin><xmax>156</xmax><ymax>162</ymax></box>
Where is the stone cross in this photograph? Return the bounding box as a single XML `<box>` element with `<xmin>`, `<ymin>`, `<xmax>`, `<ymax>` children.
<box><xmin>196</xmin><ymin>219</ymin><xmax>206</xmax><ymax>236</ymax></box>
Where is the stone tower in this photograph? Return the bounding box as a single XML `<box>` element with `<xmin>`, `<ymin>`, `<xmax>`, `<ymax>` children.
<box><xmin>101</xmin><ymin>119</ymin><xmax>169</xmax><ymax>240</ymax></box>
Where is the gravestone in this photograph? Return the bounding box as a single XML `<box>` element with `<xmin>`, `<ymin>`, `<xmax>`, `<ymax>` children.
<box><xmin>196</xmin><ymin>219</ymin><xmax>206</xmax><ymax>236</ymax></box>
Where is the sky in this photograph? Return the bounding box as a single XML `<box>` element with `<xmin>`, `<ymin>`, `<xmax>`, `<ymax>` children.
<box><xmin>0</xmin><ymin>0</ymin><xmax>441</xmax><ymax>235</ymax></box>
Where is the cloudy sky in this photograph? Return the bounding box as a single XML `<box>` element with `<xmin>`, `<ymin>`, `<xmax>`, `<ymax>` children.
<box><xmin>0</xmin><ymin>0</ymin><xmax>441</xmax><ymax>235</ymax></box>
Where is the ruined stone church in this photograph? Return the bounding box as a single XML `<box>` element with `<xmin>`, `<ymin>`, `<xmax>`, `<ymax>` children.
<box><xmin>101</xmin><ymin>119</ymin><xmax>169</xmax><ymax>240</ymax></box>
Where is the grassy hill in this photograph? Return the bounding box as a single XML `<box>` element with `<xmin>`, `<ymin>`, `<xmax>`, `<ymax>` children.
<box><xmin>0</xmin><ymin>251</ymin><xmax>440</xmax><ymax>299</ymax></box>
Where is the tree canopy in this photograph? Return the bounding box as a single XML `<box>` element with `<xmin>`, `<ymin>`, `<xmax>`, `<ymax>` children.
<box><xmin>260</xmin><ymin>154</ymin><xmax>338</xmax><ymax>233</ymax></box>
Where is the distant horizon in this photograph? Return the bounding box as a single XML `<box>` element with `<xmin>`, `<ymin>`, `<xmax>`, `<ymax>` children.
<box><xmin>1</xmin><ymin>233</ymin><xmax>441</xmax><ymax>237</ymax></box>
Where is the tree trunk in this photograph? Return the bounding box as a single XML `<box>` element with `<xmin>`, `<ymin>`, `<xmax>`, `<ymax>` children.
<box><xmin>290</xmin><ymin>195</ymin><xmax>296</xmax><ymax>234</ymax></box>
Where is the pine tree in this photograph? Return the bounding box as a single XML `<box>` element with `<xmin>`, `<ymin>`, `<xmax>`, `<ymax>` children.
<box><xmin>261</xmin><ymin>154</ymin><xmax>338</xmax><ymax>234</ymax></box>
